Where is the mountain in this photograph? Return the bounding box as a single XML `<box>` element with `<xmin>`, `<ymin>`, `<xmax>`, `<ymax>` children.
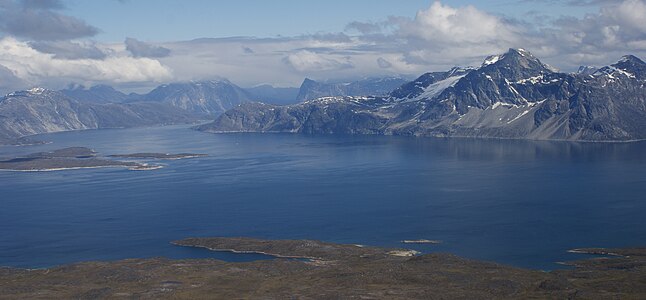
<box><xmin>61</xmin><ymin>85</ymin><xmax>136</xmax><ymax>103</ymax></box>
<box><xmin>576</xmin><ymin>66</ymin><xmax>598</xmax><ymax>77</ymax></box>
<box><xmin>199</xmin><ymin>49</ymin><xmax>646</xmax><ymax>142</ymax></box>
<box><xmin>0</xmin><ymin>88</ymin><xmax>196</xmax><ymax>145</ymax></box>
<box><xmin>139</xmin><ymin>80</ymin><xmax>253</xmax><ymax>117</ymax></box>
<box><xmin>296</xmin><ymin>77</ymin><xmax>409</xmax><ymax>102</ymax></box>
<box><xmin>244</xmin><ymin>85</ymin><xmax>300</xmax><ymax>106</ymax></box>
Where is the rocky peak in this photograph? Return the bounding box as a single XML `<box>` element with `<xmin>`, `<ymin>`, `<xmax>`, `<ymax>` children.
<box><xmin>617</xmin><ymin>55</ymin><xmax>645</xmax><ymax>65</ymax></box>
<box><xmin>27</xmin><ymin>87</ymin><xmax>47</xmax><ymax>95</ymax></box>
<box><xmin>3</xmin><ymin>87</ymin><xmax>60</xmax><ymax>100</ymax></box>
<box><xmin>576</xmin><ymin>66</ymin><xmax>598</xmax><ymax>77</ymax></box>
<box><xmin>479</xmin><ymin>48</ymin><xmax>553</xmax><ymax>81</ymax></box>
<box><xmin>611</xmin><ymin>55</ymin><xmax>646</xmax><ymax>79</ymax></box>
<box><xmin>491</xmin><ymin>48</ymin><xmax>548</xmax><ymax>69</ymax></box>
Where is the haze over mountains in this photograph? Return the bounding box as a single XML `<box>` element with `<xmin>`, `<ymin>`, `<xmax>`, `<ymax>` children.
<box><xmin>296</xmin><ymin>77</ymin><xmax>410</xmax><ymax>102</ymax></box>
<box><xmin>0</xmin><ymin>88</ymin><xmax>195</xmax><ymax>145</ymax></box>
<box><xmin>0</xmin><ymin>76</ymin><xmax>406</xmax><ymax>144</ymax></box>
<box><xmin>1</xmin><ymin>48</ymin><xmax>645</xmax><ymax>144</ymax></box>
<box><xmin>200</xmin><ymin>49</ymin><xmax>646</xmax><ymax>142</ymax></box>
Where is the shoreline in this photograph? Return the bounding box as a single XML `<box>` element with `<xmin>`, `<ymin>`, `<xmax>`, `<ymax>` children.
<box><xmin>198</xmin><ymin>129</ymin><xmax>646</xmax><ymax>144</ymax></box>
<box><xmin>0</xmin><ymin>165</ymin><xmax>162</xmax><ymax>172</ymax></box>
<box><xmin>171</xmin><ymin>242</ymin><xmax>321</xmax><ymax>261</ymax></box>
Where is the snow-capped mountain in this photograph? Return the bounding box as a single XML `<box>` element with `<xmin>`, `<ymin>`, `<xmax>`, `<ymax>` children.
<box><xmin>199</xmin><ymin>49</ymin><xmax>646</xmax><ymax>141</ymax></box>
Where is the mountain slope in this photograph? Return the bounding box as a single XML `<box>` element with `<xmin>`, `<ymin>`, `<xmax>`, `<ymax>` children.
<box><xmin>139</xmin><ymin>80</ymin><xmax>253</xmax><ymax>117</ymax></box>
<box><xmin>199</xmin><ymin>49</ymin><xmax>646</xmax><ymax>142</ymax></box>
<box><xmin>61</xmin><ymin>85</ymin><xmax>135</xmax><ymax>103</ymax></box>
<box><xmin>0</xmin><ymin>88</ymin><xmax>196</xmax><ymax>144</ymax></box>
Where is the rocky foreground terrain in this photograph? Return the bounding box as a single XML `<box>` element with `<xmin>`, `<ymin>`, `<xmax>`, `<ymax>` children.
<box><xmin>0</xmin><ymin>237</ymin><xmax>644</xmax><ymax>299</ymax></box>
<box><xmin>200</xmin><ymin>49</ymin><xmax>646</xmax><ymax>142</ymax></box>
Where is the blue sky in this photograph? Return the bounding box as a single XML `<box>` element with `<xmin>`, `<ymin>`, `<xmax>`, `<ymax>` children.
<box><xmin>0</xmin><ymin>0</ymin><xmax>644</xmax><ymax>92</ymax></box>
<box><xmin>62</xmin><ymin>0</ymin><xmax>601</xmax><ymax>42</ymax></box>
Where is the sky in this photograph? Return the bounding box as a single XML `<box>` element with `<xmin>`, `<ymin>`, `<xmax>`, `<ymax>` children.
<box><xmin>0</xmin><ymin>0</ymin><xmax>645</xmax><ymax>93</ymax></box>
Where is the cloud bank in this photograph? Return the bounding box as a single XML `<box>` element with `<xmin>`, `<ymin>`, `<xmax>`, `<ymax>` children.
<box><xmin>125</xmin><ymin>37</ymin><xmax>172</xmax><ymax>58</ymax></box>
<box><xmin>0</xmin><ymin>0</ymin><xmax>172</xmax><ymax>93</ymax></box>
<box><xmin>0</xmin><ymin>0</ymin><xmax>645</xmax><ymax>93</ymax></box>
<box><xmin>0</xmin><ymin>0</ymin><xmax>98</xmax><ymax>40</ymax></box>
<box><xmin>0</xmin><ymin>37</ymin><xmax>171</xmax><ymax>88</ymax></box>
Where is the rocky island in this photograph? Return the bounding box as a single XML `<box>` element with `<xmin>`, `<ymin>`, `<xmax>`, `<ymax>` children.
<box><xmin>0</xmin><ymin>237</ymin><xmax>644</xmax><ymax>299</ymax></box>
<box><xmin>0</xmin><ymin>147</ymin><xmax>155</xmax><ymax>171</ymax></box>
<box><xmin>0</xmin><ymin>147</ymin><xmax>205</xmax><ymax>172</ymax></box>
<box><xmin>108</xmin><ymin>153</ymin><xmax>208</xmax><ymax>160</ymax></box>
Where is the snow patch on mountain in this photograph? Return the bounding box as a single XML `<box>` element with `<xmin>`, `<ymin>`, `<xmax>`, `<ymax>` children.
<box><xmin>483</xmin><ymin>55</ymin><xmax>501</xmax><ymax>66</ymax></box>
<box><xmin>412</xmin><ymin>74</ymin><xmax>466</xmax><ymax>101</ymax></box>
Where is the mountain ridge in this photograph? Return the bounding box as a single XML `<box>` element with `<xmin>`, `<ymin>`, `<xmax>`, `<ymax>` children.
<box><xmin>0</xmin><ymin>88</ymin><xmax>197</xmax><ymax>145</ymax></box>
<box><xmin>199</xmin><ymin>49</ymin><xmax>646</xmax><ymax>142</ymax></box>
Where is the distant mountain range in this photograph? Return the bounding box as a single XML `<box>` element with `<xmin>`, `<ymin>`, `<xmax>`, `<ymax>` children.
<box><xmin>0</xmin><ymin>88</ymin><xmax>195</xmax><ymax>145</ymax></box>
<box><xmin>296</xmin><ymin>77</ymin><xmax>410</xmax><ymax>102</ymax></box>
<box><xmin>199</xmin><ymin>49</ymin><xmax>646</xmax><ymax>142</ymax></box>
<box><xmin>61</xmin><ymin>85</ymin><xmax>138</xmax><ymax>104</ymax></box>
<box><xmin>0</xmin><ymin>76</ymin><xmax>406</xmax><ymax>144</ymax></box>
<box><xmin>3</xmin><ymin>48</ymin><xmax>645</xmax><ymax>144</ymax></box>
<box><xmin>137</xmin><ymin>80</ymin><xmax>254</xmax><ymax>117</ymax></box>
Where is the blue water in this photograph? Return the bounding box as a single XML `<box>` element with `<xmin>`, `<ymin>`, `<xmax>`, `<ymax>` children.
<box><xmin>1</xmin><ymin>125</ymin><xmax>645</xmax><ymax>270</ymax></box>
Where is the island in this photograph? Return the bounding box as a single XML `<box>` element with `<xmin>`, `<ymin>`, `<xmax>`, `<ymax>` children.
<box><xmin>401</xmin><ymin>239</ymin><xmax>442</xmax><ymax>244</ymax></box>
<box><xmin>0</xmin><ymin>147</ymin><xmax>208</xmax><ymax>172</ymax></box>
<box><xmin>108</xmin><ymin>153</ymin><xmax>208</xmax><ymax>160</ymax></box>
<box><xmin>0</xmin><ymin>237</ymin><xmax>644</xmax><ymax>298</ymax></box>
<box><xmin>0</xmin><ymin>147</ymin><xmax>160</xmax><ymax>171</ymax></box>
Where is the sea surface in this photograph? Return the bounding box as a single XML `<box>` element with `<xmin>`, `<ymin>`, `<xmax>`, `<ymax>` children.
<box><xmin>1</xmin><ymin>125</ymin><xmax>645</xmax><ymax>270</ymax></box>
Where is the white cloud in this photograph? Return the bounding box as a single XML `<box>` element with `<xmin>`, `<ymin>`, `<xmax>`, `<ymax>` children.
<box><xmin>125</xmin><ymin>37</ymin><xmax>171</xmax><ymax>58</ymax></box>
<box><xmin>0</xmin><ymin>0</ymin><xmax>98</xmax><ymax>41</ymax></box>
<box><xmin>398</xmin><ymin>1</ymin><xmax>521</xmax><ymax>45</ymax></box>
<box><xmin>0</xmin><ymin>37</ymin><xmax>172</xmax><ymax>88</ymax></box>
<box><xmin>540</xmin><ymin>0</ymin><xmax>646</xmax><ymax>67</ymax></box>
<box><xmin>283</xmin><ymin>50</ymin><xmax>354</xmax><ymax>72</ymax></box>
<box><xmin>1</xmin><ymin>0</ymin><xmax>646</xmax><ymax>93</ymax></box>
<box><xmin>377</xmin><ymin>57</ymin><xmax>392</xmax><ymax>69</ymax></box>
<box><xmin>606</xmin><ymin>0</ymin><xmax>646</xmax><ymax>33</ymax></box>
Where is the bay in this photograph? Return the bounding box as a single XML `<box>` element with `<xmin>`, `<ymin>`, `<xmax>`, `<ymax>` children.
<box><xmin>1</xmin><ymin>124</ymin><xmax>645</xmax><ymax>270</ymax></box>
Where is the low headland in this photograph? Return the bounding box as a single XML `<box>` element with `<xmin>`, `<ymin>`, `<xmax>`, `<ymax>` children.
<box><xmin>0</xmin><ymin>237</ymin><xmax>644</xmax><ymax>299</ymax></box>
